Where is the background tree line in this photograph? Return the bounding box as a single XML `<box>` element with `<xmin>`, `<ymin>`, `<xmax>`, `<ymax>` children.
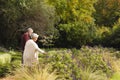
<box><xmin>0</xmin><ymin>0</ymin><xmax>120</xmax><ymax>49</ymax></box>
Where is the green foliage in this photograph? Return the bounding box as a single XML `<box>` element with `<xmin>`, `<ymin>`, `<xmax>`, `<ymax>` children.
<box><xmin>75</xmin><ymin>46</ymin><xmax>113</xmax><ymax>76</ymax></box>
<box><xmin>0</xmin><ymin>0</ymin><xmax>21</xmax><ymax>47</ymax></box>
<box><xmin>0</xmin><ymin>53</ymin><xmax>12</xmax><ymax>77</ymax></box>
<box><xmin>58</xmin><ymin>22</ymin><xmax>96</xmax><ymax>47</ymax></box>
<box><xmin>0</xmin><ymin>53</ymin><xmax>11</xmax><ymax>65</ymax></box>
<box><xmin>94</xmin><ymin>0</ymin><xmax>120</xmax><ymax>27</ymax></box>
<box><xmin>110</xmin><ymin>72</ymin><xmax>120</xmax><ymax>80</ymax></box>
<box><xmin>0</xmin><ymin>0</ymin><xmax>56</xmax><ymax>48</ymax></box>
<box><xmin>17</xmin><ymin>0</ymin><xmax>56</xmax><ymax>35</ymax></box>
<box><xmin>0</xmin><ymin>64</ymin><xmax>11</xmax><ymax>77</ymax></box>
<box><xmin>38</xmin><ymin>46</ymin><xmax>115</xmax><ymax>79</ymax></box>
<box><xmin>47</xmin><ymin>0</ymin><xmax>97</xmax><ymax>47</ymax></box>
<box><xmin>91</xmin><ymin>18</ymin><xmax>120</xmax><ymax>48</ymax></box>
<box><xmin>1</xmin><ymin>0</ymin><xmax>120</xmax><ymax>48</ymax></box>
<box><xmin>39</xmin><ymin>50</ymin><xmax>73</xmax><ymax>79</ymax></box>
<box><xmin>10</xmin><ymin>51</ymin><xmax>21</xmax><ymax>61</ymax></box>
<box><xmin>47</xmin><ymin>0</ymin><xmax>96</xmax><ymax>23</ymax></box>
<box><xmin>1</xmin><ymin>47</ymin><xmax>120</xmax><ymax>79</ymax></box>
<box><xmin>104</xmin><ymin>19</ymin><xmax>120</xmax><ymax>48</ymax></box>
<box><xmin>93</xmin><ymin>26</ymin><xmax>111</xmax><ymax>45</ymax></box>
<box><xmin>39</xmin><ymin>35</ymin><xmax>55</xmax><ymax>47</ymax></box>
<box><xmin>0</xmin><ymin>51</ymin><xmax>21</xmax><ymax>77</ymax></box>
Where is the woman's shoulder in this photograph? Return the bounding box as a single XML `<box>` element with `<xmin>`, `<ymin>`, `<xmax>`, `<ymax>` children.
<box><xmin>26</xmin><ymin>39</ymin><xmax>33</xmax><ymax>43</ymax></box>
<box><xmin>28</xmin><ymin>39</ymin><xmax>34</xmax><ymax>42</ymax></box>
<box><xmin>29</xmin><ymin>39</ymin><xmax>37</xmax><ymax>44</ymax></box>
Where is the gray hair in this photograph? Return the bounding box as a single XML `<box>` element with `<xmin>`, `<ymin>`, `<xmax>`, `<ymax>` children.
<box><xmin>31</xmin><ymin>33</ymin><xmax>39</xmax><ymax>38</ymax></box>
<box><xmin>27</xmin><ymin>28</ymin><xmax>33</xmax><ymax>32</ymax></box>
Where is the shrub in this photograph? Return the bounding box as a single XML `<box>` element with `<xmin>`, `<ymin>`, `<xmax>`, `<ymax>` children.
<box><xmin>0</xmin><ymin>53</ymin><xmax>12</xmax><ymax>77</ymax></box>
<box><xmin>0</xmin><ymin>53</ymin><xmax>11</xmax><ymax>65</ymax></box>
<box><xmin>93</xmin><ymin>0</ymin><xmax>120</xmax><ymax>27</ymax></box>
<box><xmin>110</xmin><ymin>72</ymin><xmax>120</xmax><ymax>80</ymax></box>
<box><xmin>57</xmin><ymin>22</ymin><xmax>96</xmax><ymax>47</ymax></box>
<box><xmin>93</xmin><ymin>26</ymin><xmax>111</xmax><ymax>45</ymax></box>
<box><xmin>0</xmin><ymin>64</ymin><xmax>11</xmax><ymax>77</ymax></box>
<box><xmin>106</xmin><ymin>19</ymin><xmax>120</xmax><ymax>48</ymax></box>
<box><xmin>39</xmin><ymin>50</ymin><xmax>73</xmax><ymax>79</ymax></box>
<box><xmin>39</xmin><ymin>47</ymin><xmax>113</xmax><ymax>79</ymax></box>
<box><xmin>73</xmin><ymin>46</ymin><xmax>113</xmax><ymax>77</ymax></box>
<box><xmin>0</xmin><ymin>47</ymin><xmax>8</xmax><ymax>52</ymax></box>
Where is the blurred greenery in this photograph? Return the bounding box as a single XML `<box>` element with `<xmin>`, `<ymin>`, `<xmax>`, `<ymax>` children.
<box><xmin>110</xmin><ymin>72</ymin><xmax>120</xmax><ymax>80</ymax></box>
<box><xmin>0</xmin><ymin>0</ymin><xmax>120</xmax><ymax>48</ymax></box>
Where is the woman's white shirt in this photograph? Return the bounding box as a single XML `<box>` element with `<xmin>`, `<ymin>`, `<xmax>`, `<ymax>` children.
<box><xmin>23</xmin><ymin>39</ymin><xmax>44</xmax><ymax>66</ymax></box>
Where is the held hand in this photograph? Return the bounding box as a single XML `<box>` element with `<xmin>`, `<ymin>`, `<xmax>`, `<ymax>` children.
<box><xmin>44</xmin><ymin>52</ymin><xmax>47</xmax><ymax>54</ymax></box>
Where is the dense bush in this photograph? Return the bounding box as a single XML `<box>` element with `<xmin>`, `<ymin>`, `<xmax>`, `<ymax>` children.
<box><xmin>0</xmin><ymin>64</ymin><xmax>11</xmax><ymax>77</ymax></box>
<box><xmin>94</xmin><ymin>0</ymin><xmax>120</xmax><ymax>27</ymax></box>
<box><xmin>107</xmin><ymin>19</ymin><xmax>120</xmax><ymax>48</ymax></box>
<box><xmin>95</xmin><ymin>19</ymin><xmax>120</xmax><ymax>48</ymax></box>
<box><xmin>91</xmin><ymin>18</ymin><xmax>120</xmax><ymax>49</ymax></box>
<box><xmin>93</xmin><ymin>26</ymin><xmax>111</xmax><ymax>46</ymax></box>
<box><xmin>0</xmin><ymin>51</ymin><xmax>21</xmax><ymax>77</ymax></box>
<box><xmin>0</xmin><ymin>53</ymin><xmax>11</xmax><ymax>77</ymax></box>
<box><xmin>0</xmin><ymin>53</ymin><xmax>11</xmax><ymax>65</ymax></box>
<box><xmin>57</xmin><ymin>22</ymin><xmax>96</xmax><ymax>47</ymax></box>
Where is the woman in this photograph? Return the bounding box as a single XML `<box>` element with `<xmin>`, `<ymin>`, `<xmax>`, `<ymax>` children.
<box><xmin>23</xmin><ymin>33</ymin><xmax>45</xmax><ymax>66</ymax></box>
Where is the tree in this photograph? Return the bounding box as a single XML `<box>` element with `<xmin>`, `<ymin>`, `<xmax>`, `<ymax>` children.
<box><xmin>94</xmin><ymin>0</ymin><xmax>120</xmax><ymax>27</ymax></box>
<box><xmin>0</xmin><ymin>0</ymin><xmax>21</xmax><ymax>46</ymax></box>
<box><xmin>47</xmin><ymin>0</ymin><xmax>97</xmax><ymax>47</ymax></box>
<box><xmin>0</xmin><ymin>0</ymin><xmax>56</xmax><ymax>48</ymax></box>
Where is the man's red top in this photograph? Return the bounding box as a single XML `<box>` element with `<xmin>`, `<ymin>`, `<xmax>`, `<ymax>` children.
<box><xmin>21</xmin><ymin>32</ymin><xmax>30</xmax><ymax>50</ymax></box>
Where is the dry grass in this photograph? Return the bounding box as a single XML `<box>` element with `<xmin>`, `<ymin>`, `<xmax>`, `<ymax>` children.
<box><xmin>0</xmin><ymin>65</ymin><xmax>58</xmax><ymax>80</ymax></box>
<box><xmin>15</xmin><ymin>66</ymin><xmax>57</xmax><ymax>80</ymax></box>
<box><xmin>80</xmin><ymin>67</ymin><xmax>108</xmax><ymax>80</ymax></box>
<box><xmin>0</xmin><ymin>76</ymin><xmax>15</xmax><ymax>80</ymax></box>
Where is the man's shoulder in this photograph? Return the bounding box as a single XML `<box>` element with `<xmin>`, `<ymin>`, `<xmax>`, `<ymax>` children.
<box><xmin>23</xmin><ymin>32</ymin><xmax>29</xmax><ymax>36</ymax></box>
<box><xmin>22</xmin><ymin>32</ymin><xmax>29</xmax><ymax>39</ymax></box>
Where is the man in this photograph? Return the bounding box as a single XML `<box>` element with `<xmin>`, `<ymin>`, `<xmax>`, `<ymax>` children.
<box><xmin>21</xmin><ymin>28</ymin><xmax>33</xmax><ymax>64</ymax></box>
<box><xmin>23</xmin><ymin>33</ymin><xmax>45</xmax><ymax>66</ymax></box>
<box><xmin>21</xmin><ymin>28</ymin><xmax>33</xmax><ymax>50</ymax></box>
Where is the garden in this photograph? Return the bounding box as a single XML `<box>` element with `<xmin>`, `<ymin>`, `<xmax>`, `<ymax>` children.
<box><xmin>0</xmin><ymin>46</ymin><xmax>120</xmax><ymax>80</ymax></box>
<box><xmin>0</xmin><ymin>0</ymin><xmax>120</xmax><ymax>80</ymax></box>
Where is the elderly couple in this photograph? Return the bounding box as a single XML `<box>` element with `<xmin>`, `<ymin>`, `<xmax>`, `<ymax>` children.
<box><xmin>21</xmin><ymin>28</ymin><xmax>45</xmax><ymax>67</ymax></box>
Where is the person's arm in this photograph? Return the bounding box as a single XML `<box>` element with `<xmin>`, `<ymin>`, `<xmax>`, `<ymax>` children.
<box><xmin>37</xmin><ymin>48</ymin><xmax>45</xmax><ymax>53</ymax></box>
<box><xmin>32</xmin><ymin>41</ymin><xmax>45</xmax><ymax>53</ymax></box>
